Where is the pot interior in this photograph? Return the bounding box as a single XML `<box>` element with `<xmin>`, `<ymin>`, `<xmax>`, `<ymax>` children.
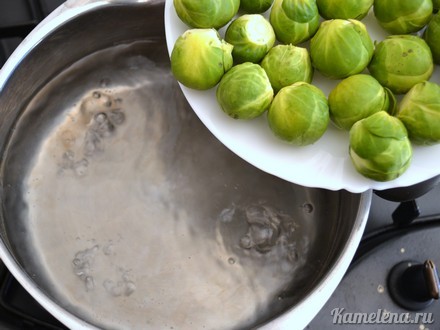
<box><xmin>0</xmin><ymin>1</ymin><xmax>368</xmax><ymax>329</ymax></box>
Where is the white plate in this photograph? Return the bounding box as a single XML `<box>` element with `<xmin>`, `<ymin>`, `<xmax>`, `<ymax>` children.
<box><xmin>164</xmin><ymin>1</ymin><xmax>440</xmax><ymax>193</ymax></box>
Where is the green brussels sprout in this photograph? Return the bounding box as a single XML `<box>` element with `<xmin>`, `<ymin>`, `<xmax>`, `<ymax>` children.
<box><xmin>396</xmin><ymin>81</ymin><xmax>440</xmax><ymax>145</ymax></box>
<box><xmin>261</xmin><ymin>44</ymin><xmax>313</xmax><ymax>93</ymax></box>
<box><xmin>329</xmin><ymin>74</ymin><xmax>395</xmax><ymax>130</ymax></box>
<box><xmin>368</xmin><ymin>35</ymin><xmax>434</xmax><ymax>94</ymax></box>
<box><xmin>373</xmin><ymin>0</ymin><xmax>433</xmax><ymax>34</ymax></box>
<box><xmin>267</xmin><ymin>82</ymin><xmax>329</xmax><ymax>145</ymax></box>
<box><xmin>171</xmin><ymin>29</ymin><xmax>233</xmax><ymax>90</ymax></box>
<box><xmin>269</xmin><ymin>0</ymin><xmax>320</xmax><ymax>45</ymax></box>
<box><xmin>173</xmin><ymin>0</ymin><xmax>240</xmax><ymax>29</ymax></box>
<box><xmin>309</xmin><ymin>19</ymin><xmax>374</xmax><ymax>79</ymax></box>
<box><xmin>349</xmin><ymin>111</ymin><xmax>412</xmax><ymax>182</ymax></box>
<box><xmin>240</xmin><ymin>0</ymin><xmax>274</xmax><ymax>13</ymax></box>
<box><xmin>316</xmin><ymin>0</ymin><xmax>373</xmax><ymax>20</ymax></box>
<box><xmin>225</xmin><ymin>14</ymin><xmax>276</xmax><ymax>64</ymax></box>
<box><xmin>424</xmin><ymin>13</ymin><xmax>440</xmax><ymax>64</ymax></box>
<box><xmin>216</xmin><ymin>62</ymin><xmax>274</xmax><ymax>119</ymax></box>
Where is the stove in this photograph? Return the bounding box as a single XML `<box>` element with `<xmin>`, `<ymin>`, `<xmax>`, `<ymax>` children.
<box><xmin>0</xmin><ymin>1</ymin><xmax>440</xmax><ymax>329</ymax></box>
<box><xmin>307</xmin><ymin>186</ymin><xmax>440</xmax><ymax>329</ymax></box>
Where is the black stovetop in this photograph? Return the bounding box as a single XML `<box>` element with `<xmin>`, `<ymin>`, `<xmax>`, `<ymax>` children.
<box><xmin>1</xmin><ymin>1</ymin><xmax>440</xmax><ymax>329</ymax></box>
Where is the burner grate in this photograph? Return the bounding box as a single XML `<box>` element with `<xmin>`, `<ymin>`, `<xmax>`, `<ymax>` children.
<box><xmin>0</xmin><ymin>261</ymin><xmax>67</xmax><ymax>329</ymax></box>
<box><xmin>0</xmin><ymin>0</ymin><xmax>65</xmax><ymax>67</ymax></box>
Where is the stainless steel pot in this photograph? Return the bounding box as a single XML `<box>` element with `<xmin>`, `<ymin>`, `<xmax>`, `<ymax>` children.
<box><xmin>0</xmin><ymin>1</ymin><xmax>372</xmax><ymax>329</ymax></box>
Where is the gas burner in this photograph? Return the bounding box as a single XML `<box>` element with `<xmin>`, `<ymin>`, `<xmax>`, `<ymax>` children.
<box><xmin>308</xmin><ymin>215</ymin><xmax>440</xmax><ymax>329</ymax></box>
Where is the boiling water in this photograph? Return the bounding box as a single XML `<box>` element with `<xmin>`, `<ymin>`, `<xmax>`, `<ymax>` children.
<box><xmin>12</xmin><ymin>41</ymin><xmax>319</xmax><ymax>329</ymax></box>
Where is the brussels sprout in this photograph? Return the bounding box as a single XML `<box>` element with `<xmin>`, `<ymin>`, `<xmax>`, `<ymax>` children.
<box><xmin>173</xmin><ymin>0</ymin><xmax>240</xmax><ymax>29</ymax></box>
<box><xmin>225</xmin><ymin>15</ymin><xmax>276</xmax><ymax>64</ymax></box>
<box><xmin>396</xmin><ymin>81</ymin><xmax>440</xmax><ymax>145</ymax></box>
<box><xmin>240</xmin><ymin>0</ymin><xmax>274</xmax><ymax>13</ymax></box>
<box><xmin>316</xmin><ymin>0</ymin><xmax>373</xmax><ymax>20</ymax></box>
<box><xmin>329</xmin><ymin>74</ymin><xmax>394</xmax><ymax>130</ymax></box>
<box><xmin>261</xmin><ymin>44</ymin><xmax>313</xmax><ymax>93</ymax></box>
<box><xmin>216</xmin><ymin>62</ymin><xmax>274</xmax><ymax>119</ymax></box>
<box><xmin>373</xmin><ymin>0</ymin><xmax>433</xmax><ymax>34</ymax></box>
<box><xmin>267</xmin><ymin>82</ymin><xmax>329</xmax><ymax>145</ymax></box>
<box><xmin>424</xmin><ymin>13</ymin><xmax>440</xmax><ymax>64</ymax></box>
<box><xmin>171</xmin><ymin>29</ymin><xmax>233</xmax><ymax>90</ymax></box>
<box><xmin>349</xmin><ymin>111</ymin><xmax>412</xmax><ymax>182</ymax></box>
<box><xmin>309</xmin><ymin>19</ymin><xmax>374</xmax><ymax>79</ymax></box>
<box><xmin>269</xmin><ymin>0</ymin><xmax>320</xmax><ymax>45</ymax></box>
<box><xmin>368</xmin><ymin>35</ymin><xmax>434</xmax><ymax>94</ymax></box>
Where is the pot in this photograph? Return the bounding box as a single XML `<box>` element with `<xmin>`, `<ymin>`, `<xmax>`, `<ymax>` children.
<box><xmin>0</xmin><ymin>1</ymin><xmax>372</xmax><ymax>329</ymax></box>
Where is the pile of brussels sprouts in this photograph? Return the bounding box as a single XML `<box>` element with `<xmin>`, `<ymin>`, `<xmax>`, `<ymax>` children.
<box><xmin>170</xmin><ymin>0</ymin><xmax>440</xmax><ymax>182</ymax></box>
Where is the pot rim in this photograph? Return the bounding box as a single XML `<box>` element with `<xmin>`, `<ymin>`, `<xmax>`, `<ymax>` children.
<box><xmin>0</xmin><ymin>1</ymin><xmax>373</xmax><ymax>329</ymax></box>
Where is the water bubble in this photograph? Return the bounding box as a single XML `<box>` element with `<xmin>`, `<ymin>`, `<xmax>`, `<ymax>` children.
<box><xmin>302</xmin><ymin>203</ymin><xmax>314</xmax><ymax>214</ymax></box>
<box><xmin>125</xmin><ymin>281</ymin><xmax>136</xmax><ymax>296</ymax></box>
<box><xmin>84</xmin><ymin>130</ymin><xmax>101</xmax><ymax>156</ymax></box>
<box><xmin>239</xmin><ymin>235</ymin><xmax>253</xmax><ymax>249</ymax></box>
<box><xmin>95</xmin><ymin>112</ymin><xmax>107</xmax><ymax>123</ymax></box>
<box><xmin>58</xmin><ymin>151</ymin><xmax>76</xmax><ymax>173</ymax></box>
<box><xmin>103</xmin><ymin>277</ymin><xmax>136</xmax><ymax>297</ymax></box>
<box><xmin>228</xmin><ymin>257</ymin><xmax>236</xmax><ymax>265</ymax></box>
<box><xmin>286</xmin><ymin>246</ymin><xmax>299</xmax><ymax>263</ymax></box>
<box><xmin>104</xmin><ymin>279</ymin><xmax>119</xmax><ymax>296</ymax></box>
<box><xmin>103</xmin><ymin>242</ymin><xmax>114</xmax><ymax>256</ymax></box>
<box><xmin>100</xmin><ymin>78</ymin><xmax>111</xmax><ymax>87</ymax></box>
<box><xmin>72</xmin><ymin>245</ymin><xmax>99</xmax><ymax>291</ymax></box>
<box><xmin>92</xmin><ymin>91</ymin><xmax>101</xmax><ymax>99</ymax></box>
<box><xmin>85</xmin><ymin>276</ymin><xmax>95</xmax><ymax>291</ymax></box>
<box><xmin>92</xmin><ymin>112</ymin><xmax>115</xmax><ymax>138</ymax></box>
<box><xmin>240</xmin><ymin>205</ymin><xmax>281</xmax><ymax>254</ymax></box>
<box><xmin>74</xmin><ymin>158</ymin><xmax>89</xmax><ymax>177</ymax></box>
<box><xmin>108</xmin><ymin>110</ymin><xmax>125</xmax><ymax>125</ymax></box>
<box><xmin>61</xmin><ymin>130</ymin><xmax>76</xmax><ymax>148</ymax></box>
<box><xmin>250</xmin><ymin>226</ymin><xmax>273</xmax><ymax>245</ymax></box>
<box><xmin>219</xmin><ymin>207</ymin><xmax>235</xmax><ymax>223</ymax></box>
<box><xmin>60</xmin><ymin>150</ymin><xmax>75</xmax><ymax>168</ymax></box>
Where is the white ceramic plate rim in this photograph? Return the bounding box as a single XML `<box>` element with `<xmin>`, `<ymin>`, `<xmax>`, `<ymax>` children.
<box><xmin>164</xmin><ymin>1</ymin><xmax>440</xmax><ymax>193</ymax></box>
